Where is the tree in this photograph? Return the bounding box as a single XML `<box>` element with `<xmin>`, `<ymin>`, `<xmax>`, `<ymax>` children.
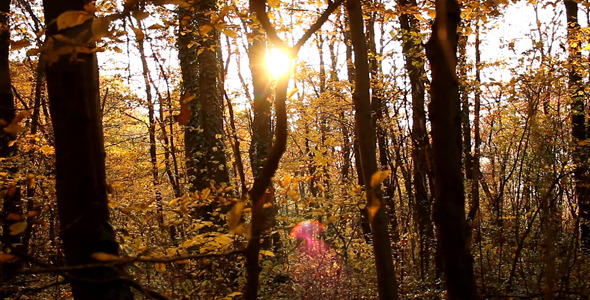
<box><xmin>0</xmin><ymin>0</ymin><xmax>24</xmax><ymax>292</ymax></box>
<box><xmin>398</xmin><ymin>0</ymin><xmax>436</xmax><ymax>281</ymax></box>
<box><xmin>178</xmin><ymin>0</ymin><xmax>229</xmax><ymax>192</ymax></box>
<box><xmin>565</xmin><ymin>0</ymin><xmax>590</xmax><ymax>251</ymax></box>
<box><xmin>425</xmin><ymin>0</ymin><xmax>477</xmax><ymax>297</ymax></box>
<box><xmin>346</xmin><ymin>0</ymin><xmax>399</xmax><ymax>298</ymax></box>
<box><xmin>43</xmin><ymin>0</ymin><xmax>132</xmax><ymax>298</ymax></box>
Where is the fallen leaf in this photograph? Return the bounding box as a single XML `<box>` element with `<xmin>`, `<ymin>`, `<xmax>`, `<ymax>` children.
<box><xmin>155</xmin><ymin>262</ymin><xmax>166</xmax><ymax>273</ymax></box>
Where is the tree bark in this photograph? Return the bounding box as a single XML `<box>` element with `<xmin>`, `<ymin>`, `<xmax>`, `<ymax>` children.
<box><xmin>43</xmin><ymin>0</ymin><xmax>132</xmax><ymax>298</ymax></box>
<box><xmin>178</xmin><ymin>0</ymin><xmax>229</xmax><ymax>192</ymax></box>
<box><xmin>398</xmin><ymin>0</ymin><xmax>435</xmax><ymax>281</ymax></box>
<box><xmin>248</xmin><ymin>7</ymin><xmax>272</xmax><ymax>178</ymax></box>
<box><xmin>346</xmin><ymin>0</ymin><xmax>399</xmax><ymax>298</ymax></box>
<box><xmin>565</xmin><ymin>0</ymin><xmax>590</xmax><ymax>251</ymax></box>
<box><xmin>0</xmin><ymin>0</ymin><xmax>24</xmax><ymax>291</ymax></box>
<box><xmin>425</xmin><ymin>0</ymin><xmax>477</xmax><ymax>297</ymax></box>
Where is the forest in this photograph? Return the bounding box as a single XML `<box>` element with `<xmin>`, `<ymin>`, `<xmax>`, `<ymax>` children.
<box><xmin>1</xmin><ymin>0</ymin><xmax>590</xmax><ymax>298</ymax></box>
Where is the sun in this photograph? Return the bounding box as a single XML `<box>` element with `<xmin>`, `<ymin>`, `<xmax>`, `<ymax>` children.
<box><xmin>266</xmin><ymin>48</ymin><xmax>293</xmax><ymax>79</ymax></box>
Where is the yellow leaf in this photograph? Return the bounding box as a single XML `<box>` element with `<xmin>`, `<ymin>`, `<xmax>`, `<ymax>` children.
<box><xmin>9</xmin><ymin>222</ymin><xmax>27</xmax><ymax>235</ymax></box>
<box><xmin>287</xmin><ymin>88</ymin><xmax>299</xmax><ymax>99</ymax></box>
<box><xmin>367</xmin><ymin>196</ymin><xmax>380</xmax><ymax>223</ymax></box>
<box><xmin>91</xmin><ymin>252</ymin><xmax>121</xmax><ymax>262</ymax></box>
<box><xmin>260</xmin><ymin>250</ymin><xmax>274</xmax><ymax>257</ymax></box>
<box><xmin>351</xmin><ymin>185</ymin><xmax>363</xmax><ymax>195</ymax></box>
<box><xmin>200</xmin><ymin>188</ymin><xmax>211</xmax><ymax>200</ymax></box>
<box><xmin>287</xmin><ymin>189</ymin><xmax>299</xmax><ymax>200</ymax></box>
<box><xmin>57</xmin><ymin>10</ymin><xmax>93</xmax><ymax>31</ymax></box>
<box><xmin>39</xmin><ymin>145</ymin><xmax>55</xmax><ymax>155</ymax></box>
<box><xmin>199</xmin><ymin>24</ymin><xmax>213</xmax><ymax>35</ymax></box>
<box><xmin>280</xmin><ymin>174</ymin><xmax>292</xmax><ymax>188</ymax></box>
<box><xmin>370</xmin><ymin>169</ymin><xmax>391</xmax><ymax>188</ymax></box>
<box><xmin>3</xmin><ymin>124</ymin><xmax>24</xmax><ymax>135</ymax></box>
<box><xmin>11</xmin><ymin>39</ymin><xmax>31</xmax><ymax>51</ymax></box>
<box><xmin>224</xmin><ymin>292</ymin><xmax>243</xmax><ymax>299</ymax></box>
<box><xmin>168</xmin><ymin>197</ymin><xmax>181</xmax><ymax>206</ymax></box>
<box><xmin>132</xmin><ymin>27</ymin><xmax>144</xmax><ymax>41</ymax></box>
<box><xmin>155</xmin><ymin>263</ymin><xmax>166</xmax><ymax>273</ymax></box>
<box><xmin>223</xmin><ymin>28</ymin><xmax>237</xmax><ymax>37</ymax></box>
<box><xmin>91</xmin><ymin>17</ymin><xmax>112</xmax><ymax>40</ymax></box>
<box><xmin>26</xmin><ymin>173</ymin><xmax>35</xmax><ymax>188</ymax></box>
<box><xmin>227</xmin><ymin>202</ymin><xmax>245</xmax><ymax>232</ymax></box>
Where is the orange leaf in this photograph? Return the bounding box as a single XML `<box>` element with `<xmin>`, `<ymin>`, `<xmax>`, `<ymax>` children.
<box><xmin>370</xmin><ymin>169</ymin><xmax>391</xmax><ymax>188</ymax></box>
<box><xmin>367</xmin><ymin>196</ymin><xmax>381</xmax><ymax>223</ymax></box>
<box><xmin>25</xmin><ymin>210</ymin><xmax>40</xmax><ymax>218</ymax></box>
<box><xmin>11</xmin><ymin>39</ymin><xmax>31</xmax><ymax>51</ymax></box>
<box><xmin>6</xmin><ymin>213</ymin><xmax>21</xmax><ymax>221</ymax></box>
<box><xmin>91</xmin><ymin>252</ymin><xmax>123</xmax><ymax>262</ymax></box>
<box><xmin>0</xmin><ymin>253</ymin><xmax>17</xmax><ymax>263</ymax></box>
<box><xmin>175</xmin><ymin>92</ymin><xmax>194</xmax><ymax>125</ymax></box>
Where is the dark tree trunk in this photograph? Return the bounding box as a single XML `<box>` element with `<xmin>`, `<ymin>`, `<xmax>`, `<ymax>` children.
<box><xmin>467</xmin><ymin>24</ymin><xmax>481</xmax><ymax>221</ymax></box>
<box><xmin>565</xmin><ymin>0</ymin><xmax>590</xmax><ymax>251</ymax></box>
<box><xmin>0</xmin><ymin>0</ymin><xmax>24</xmax><ymax>290</ymax></box>
<box><xmin>179</xmin><ymin>0</ymin><xmax>229</xmax><ymax>192</ymax></box>
<box><xmin>346</xmin><ymin>0</ymin><xmax>399</xmax><ymax>298</ymax></box>
<box><xmin>398</xmin><ymin>0</ymin><xmax>435</xmax><ymax>281</ymax></box>
<box><xmin>43</xmin><ymin>0</ymin><xmax>132</xmax><ymax>298</ymax></box>
<box><xmin>248</xmin><ymin>19</ymin><xmax>272</xmax><ymax>178</ymax></box>
<box><xmin>425</xmin><ymin>0</ymin><xmax>477</xmax><ymax>298</ymax></box>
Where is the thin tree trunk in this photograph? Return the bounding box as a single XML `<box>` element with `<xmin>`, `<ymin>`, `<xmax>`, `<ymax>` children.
<box><xmin>133</xmin><ymin>17</ymin><xmax>164</xmax><ymax>226</ymax></box>
<box><xmin>398</xmin><ymin>0</ymin><xmax>435</xmax><ymax>281</ymax></box>
<box><xmin>346</xmin><ymin>0</ymin><xmax>399</xmax><ymax>298</ymax></box>
<box><xmin>468</xmin><ymin>23</ymin><xmax>481</xmax><ymax>221</ymax></box>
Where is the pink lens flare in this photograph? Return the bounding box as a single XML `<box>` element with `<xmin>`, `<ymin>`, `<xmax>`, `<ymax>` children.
<box><xmin>290</xmin><ymin>219</ymin><xmax>326</xmax><ymax>240</ymax></box>
<box><xmin>288</xmin><ymin>220</ymin><xmax>349</xmax><ymax>298</ymax></box>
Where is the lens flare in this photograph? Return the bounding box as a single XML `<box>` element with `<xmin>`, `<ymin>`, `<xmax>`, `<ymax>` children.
<box><xmin>289</xmin><ymin>220</ymin><xmax>348</xmax><ymax>298</ymax></box>
<box><xmin>266</xmin><ymin>48</ymin><xmax>293</xmax><ymax>79</ymax></box>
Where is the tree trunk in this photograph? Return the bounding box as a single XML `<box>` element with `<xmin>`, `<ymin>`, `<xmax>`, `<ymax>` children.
<box><xmin>0</xmin><ymin>0</ymin><xmax>24</xmax><ymax>291</ymax></box>
<box><xmin>425</xmin><ymin>0</ymin><xmax>477</xmax><ymax>297</ymax></box>
<box><xmin>398</xmin><ymin>0</ymin><xmax>435</xmax><ymax>281</ymax></box>
<box><xmin>346</xmin><ymin>0</ymin><xmax>399</xmax><ymax>298</ymax></box>
<box><xmin>178</xmin><ymin>0</ymin><xmax>229</xmax><ymax>192</ymax></box>
<box><xmin>248</xmin><ymin>17</ymin><xmax>272</xmax><ymax>178</ymax></box>
<box><xmin>565</xmin><ymin>0</ymin><xmax>590</xmax><ymax>251</ymax></box>
<box><xmin>43</xmin><ymin>0</ymin><xmax>132</xmax><ymax>298</ymax></box>
<box><xmin>134</xmin><ymin>17</ymin><xmax>164</xmax><ymax>226</ymax></box>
